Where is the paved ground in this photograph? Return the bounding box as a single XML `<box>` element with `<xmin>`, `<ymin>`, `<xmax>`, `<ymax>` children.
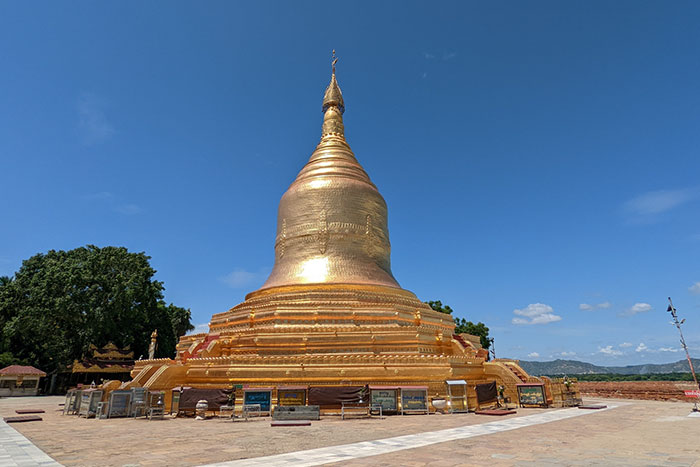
<box><xmin>0</xmin><ymin>418</ymin><xmax>60</xmax><ymax>467</ymax></box>
<box><xmin>0</xmin><ymin>396</ymin><xmax>698</xmax><ymax>466</ymax></box>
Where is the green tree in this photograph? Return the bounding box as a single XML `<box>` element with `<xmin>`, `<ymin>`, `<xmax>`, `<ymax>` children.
<box><xmin>453</xmin><ymin>318</ymin><xmax>491</xmax><ymax>350</ymax></box>
<box><xmin>425</xmin><ymin>300</ymin><xmax>491</xmax><ymax>350</ymax></box>
<box><xmin>163</xmin><ymin>302</ymin><xmax>195</xmax><ymax>338</ymax></box>
<box><xmin>425</xmin><ymin>300</ymin><xmax>453</xmax><ymax>315</ymax></box>
<box><xmin>0</xmin><ymin>245</ymin><xmax>193</xmax><ymax>374</ymax></box>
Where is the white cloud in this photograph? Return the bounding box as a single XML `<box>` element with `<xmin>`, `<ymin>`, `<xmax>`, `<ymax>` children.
<box><xmin>598</xmin><ymin>345</ymin><xmax>623</xmax><ymax>356</ymax></box>
<box><xmin>619</xmin><ymin>342</ymin><xmax>633</xmax><ymax>348</ymax></box>
<box><xmin>512</xmin><ymin>303</ymin><xmax>562</xmax><ymax>325</ymax></box>
<box><xmin>77</xmin><ymin>92</ymin><xmax>115</xmax><ymax>145</ymax></box>
<box><xmin>423</xmin><ymin>51</ymin><xmax>457</xmax><ymax>61</ymax></box>
<box><xmin>580</xmin><ymin>301</ymin><xmax>612</xmax><ymax>311</ymax></box>
<box><xmin>85</xmin><ymin>191</ymin><xmax>141</xmax><ymax>215</ymax></box>
<box><xmin>220</xmin><ymin>268</ymin><xmax>264</xmax><ymax>288</ymax></box>
<box><xmin>559</xmin><ymin>351</ymin><xmax>577</xmax><ymax>357</ymax></box>
<box><xmin>193</xmin><ymin>323</ymin><xmax>209</xmax><ymax>334</ymax></box>
<box><xmin>636</xmin><ymin>343</ymin><xmax>648</xmax><ymax>352</ymax></box>
<box><xmin>689</xmin><ymin>282</ymin><xmax>700</xmax><ymax>295</ymax></box>
<box><xmin>527</xmin><ymin>352</ymin><xmax>540</xmax><ymax>358</ymax></box>
<box><xmin>113</xmin><ymin>203</ymin><xmax>142</xmax><ymax>215</ymax></box>
<box><xmin>623</xmin><ymin>189</ymin><xmax>695</xmax><ymax>216</ymax></box>
<box><xmin>85</xmin><ymin>191</ymin><xmax>114</xmax><ymax>200</ymax></box>
<box><xmin>658</xmin><ymin>347</ymin><xmax>681</xmax><ymax>353</ymax></box>
<box><xmin>623</xmin><ymin>303</ymin><xmax>652</xmax><ymax>316</ymax></box>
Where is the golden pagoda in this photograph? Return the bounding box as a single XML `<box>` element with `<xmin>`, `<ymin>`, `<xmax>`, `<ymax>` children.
<box><xmin>128</xmin><ymin>56</ymin><xmax>553</xmax><ymax>410</ymax></box>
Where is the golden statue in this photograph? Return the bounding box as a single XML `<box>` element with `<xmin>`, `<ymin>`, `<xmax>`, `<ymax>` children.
<box><xmin>126</xmin><ymin>55</ymin><xmax>559</xmax><ymax>410</ymax></box>
<box><xmin>148</xmin><ymin>329</ymin><xmax>157</xmax><ymax>360</ymax></box>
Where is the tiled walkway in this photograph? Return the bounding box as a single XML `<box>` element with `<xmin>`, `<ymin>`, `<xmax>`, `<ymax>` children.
<box><xmin>203</xmin><ymin>405</ymin><xmax>618</xmax><ymax>467</ymax></box>
<box><xmin>0</xmin><ymin>420</ymin><xmax>61</xmax><ymax>466</ymax></box>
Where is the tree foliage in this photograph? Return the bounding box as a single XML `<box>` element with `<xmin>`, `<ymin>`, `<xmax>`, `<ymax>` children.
<box><xmin>0</xmin><ymin>245</ymin><xmax>193</xmax><ymax>373</ymax></box>
<box><xmin>425</xmin><ymin>300</ymin><xmax>491</xmax><ymax>350</ymax></box>
<box><xmin>425</xmin><ymin>300</ymin><xmax>453</xmax><ymax>315</ymax></box>
<box><xmin>453</xmin><ymin>318</ymin><xmax>491</xmax><ymax>350</ymax></box>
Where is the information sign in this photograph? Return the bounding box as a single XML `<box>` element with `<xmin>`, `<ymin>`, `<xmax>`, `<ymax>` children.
<box><xmin>684</xmin><ymin>390</ymin><xmax>700</xmax><ymax>398</ymax></box>
<box><xmin>244</xmin><ymin>390</ymin><xmax>271</xmax><ymax>412</ymax></box>
<box><xmin>517</xmin><ymin>384</ymin><xmax>546</xmax><ymax>407</ymax></box>
<box><xmin>108</xmin><ymin>390</ymin><xmax>132</xmax><ymax>418</ymax></box>
<box><xmin>278</xmin><ymin>389</ymin><xmax>306</xmax><ymax>406</ymax></box>
<box><xmin>401</xmin><ymin>388</ymin><xmax>428</xmax><ymax>414</ymax></box>
<box><xmin>370</xmin><ymin>389</ymin><xmax>397</xmax><ymax>411</ymax></box>
<box><xmin>78</xmin><ymin>392</ymin><xmax>92</xmax><ymax>417</ymax></box>
<box><xmin>170</xmin><ymin>390</ymin><xmax>181</xmax><ymax>415</ymax></box>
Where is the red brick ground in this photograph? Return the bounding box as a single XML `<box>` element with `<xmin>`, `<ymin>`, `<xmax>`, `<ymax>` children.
<box><xmin>579</xmin><ymin>381</ymin><xmax>699</xmax><ymax>401</ymax></box>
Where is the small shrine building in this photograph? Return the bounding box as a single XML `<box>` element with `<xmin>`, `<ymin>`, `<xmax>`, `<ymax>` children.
<box><xmin>0</xmin><ymin>365</ymin><xmax>46</xmax><ymax>396</ymax></box>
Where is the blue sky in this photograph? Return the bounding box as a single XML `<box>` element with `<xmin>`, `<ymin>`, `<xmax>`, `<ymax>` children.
<box><xmin>1</xmin><ymin>1</ymin><xmax>699</xmax><ymax>366</ymax></box>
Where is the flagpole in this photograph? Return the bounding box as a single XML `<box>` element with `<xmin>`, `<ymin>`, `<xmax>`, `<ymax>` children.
<box><xmin>667</xmin><ymin>297</ymin><xmax>699</xmax><ymax>390</ymax></box>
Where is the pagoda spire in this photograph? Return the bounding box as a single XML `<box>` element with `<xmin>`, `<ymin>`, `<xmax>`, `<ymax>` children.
<box><xmin>321</xmin><ymin>50</ymin><xmax>345</xmax><ymax>138</ymax></box>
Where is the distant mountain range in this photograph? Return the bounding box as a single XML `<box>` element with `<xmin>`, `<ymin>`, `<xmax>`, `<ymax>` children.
<box><xmin>518</xmin><ymin>358</ymin><xmax>700</xmax><ymax>376</ymax></box>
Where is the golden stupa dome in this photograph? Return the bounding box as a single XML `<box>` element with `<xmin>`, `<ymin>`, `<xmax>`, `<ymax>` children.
<box><xmin>256</xmin><ymin>57</ymin><xmax>400</xmax><ymax>292</ymax></box>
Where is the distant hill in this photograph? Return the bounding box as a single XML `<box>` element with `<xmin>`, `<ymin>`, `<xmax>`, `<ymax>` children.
<box><xmin>518</xmin><ymin>358</ymin><xmax>700</xmax><ymax>376</ymax></box>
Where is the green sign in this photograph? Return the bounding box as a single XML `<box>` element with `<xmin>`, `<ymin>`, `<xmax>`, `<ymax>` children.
<box><xmin>517</xmin><ymin>385</ymin><xmax>546</xmax><ymax>406</ymax></box>
<box><xmin>371</xmin><ymin>389</ymin><xmax>397</xmax><ymax>411</ymax></box>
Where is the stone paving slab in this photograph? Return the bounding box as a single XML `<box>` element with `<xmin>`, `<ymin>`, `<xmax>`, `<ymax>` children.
<box><xmin>0</xmin><ymin>419</ymin><xmax>61</xmax><ymax>466</ymax></box>
<box><xmin>202</xmin><ymin>405</ymin><xmax>619</xmax><ymax>466</ymax></box>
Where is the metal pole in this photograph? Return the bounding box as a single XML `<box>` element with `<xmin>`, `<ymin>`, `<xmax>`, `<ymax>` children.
<box><xmin>667</xmin><ymin>297</ymin><xmax>699</xmax><ymax>390</ymax></box>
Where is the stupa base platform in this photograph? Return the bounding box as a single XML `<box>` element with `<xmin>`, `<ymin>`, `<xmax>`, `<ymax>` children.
<box><xmin>126</xmin><ymin>351</ymin><xmax>545</xmax><ymax>413</ymax></box>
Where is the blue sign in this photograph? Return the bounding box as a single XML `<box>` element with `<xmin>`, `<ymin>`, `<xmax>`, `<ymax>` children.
<box><xmin>244</xmin><ymin>390</ymin><xmax>271</xmax><ymax>411</ymax></box>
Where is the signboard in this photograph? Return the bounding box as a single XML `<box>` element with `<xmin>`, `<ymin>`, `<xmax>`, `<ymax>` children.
<box><xmin>278</xmin><ymin>389</ymin><xmax>306</xmax><ymax>406</ymax></box>
<box><xmin>170</xmin><ymin>390</ymin><xmax>181</xmax><ymax>415</ymax></box>
<box><xmin>517</xmin><ymin>384</ymin><xmax>546</xmax><ymax>407</ymax></box>
<box><xmin>401</xmin><ymin>388</ymin><xmax>428</xmax><ymax>414</ymax></box>
<box><xmin>78</xmin><ymin>390</ymin><xmax>103</xmax><ymax>418</ymax></box>
<box><xmin>78</xmin><ymin>392</ymin><xmax>92</xmax><ymax>417</ymax></box>
<box><xmin>684</xmin><ymin>390</ymin><xmax>700</xmax><ymax>398</ymax></box>
<box><xmin>370</xmin><ymin>389</ymin><xmax>397</xmax><ymax>411</ymax></box>
<box><xmin>108</xmin><ymin>390</ymin><xmax>132</xmax><ymax>418</ymax></box>
<box><xmin>244</xmin><ymin>390</ymin><xmax>272</xmax><ymax>412</ymax></box>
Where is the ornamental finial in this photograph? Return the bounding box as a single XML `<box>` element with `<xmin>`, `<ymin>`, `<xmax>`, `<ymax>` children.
<box><xmin>322</xmin><ymin>52</ymin><xmax>345</xmax><ymax>115</ymax></box>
